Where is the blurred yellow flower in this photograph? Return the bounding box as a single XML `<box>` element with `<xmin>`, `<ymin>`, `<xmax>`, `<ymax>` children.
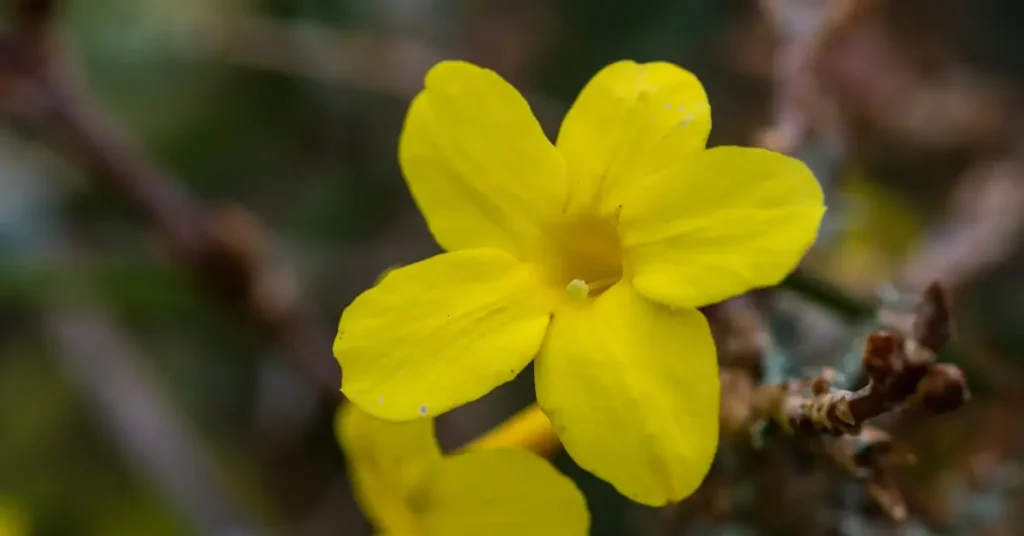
<box><xmin>337</xmin><ymin>404</ymin><xmax>589</xmax><ymax>535</ymax></box>
<box><xmin>817</xmin><ymin>171</ymin><xmax>922</xmax><ymax>292</ymax></box>
<box><xmin>334</xmin><ymin>59</ymin><xmax>824</xmax><ymax>505</ymax></box>
<box><xmin>0</xmin><ymin>498</ymin><xmax>28</xmax><ymax>536</ymax></box>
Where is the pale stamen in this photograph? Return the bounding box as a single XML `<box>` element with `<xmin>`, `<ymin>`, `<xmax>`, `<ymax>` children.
<box><xmin>566</xmin><ymin>279</ymin><xmax>590</xmax><ymax>301</ymax></box>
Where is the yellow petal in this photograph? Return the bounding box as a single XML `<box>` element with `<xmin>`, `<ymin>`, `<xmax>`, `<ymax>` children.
<box><xmin>416</xmin><ymin>449</ymin><xmax>589</xmax><ymax>536</ymax></box>
<box><xmin>335</xmin><ymin>248</ymin><xmax>553</xmax><ymax>420</ymax></box>
<box><xmin>535</xmin><ymin>283</ymin><xmax>719</xmax><ymax>506</ymax></box>
<box><xmin>459</xmin><ymin>403</ymin><xmax>560</xmax><ymax>459</ymax></box>
<box><xmin>556</xmin><ymin>60</ymin><xmax>711</xmax><ymax>215</ymax></box>
<box><xmin>400</xmin><ymin>60</ymin><xmax>566</xmax><ymax>256</ymax></box>
<box><xmin>621</xmin><ymin>146</ymin><xmax>825</xmax><ymax>308</ymax></box>
<box><xmin>335</xmin><ymin>403</ymin><xmax>441</xmax><ymax>535</ymax></box>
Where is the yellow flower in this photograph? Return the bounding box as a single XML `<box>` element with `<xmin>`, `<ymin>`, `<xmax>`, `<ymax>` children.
<box><xmin>816</xmin><ymin>171</ymin><xmax>922</xmax><ymax>292</ymax></box>
<box><xmin>0</xmin><ymin>498</ymin><xmax>28</xmax><ymax>536</ymax></box>
<box><xmin>334</xmin><ymin>60</ymin><xmax>825</xmax><ymax>505</ymax></box>
<box><xmin>337</xmin><ymin>404</ymin><xmax>589</xmax><ymax>535</ymax></box>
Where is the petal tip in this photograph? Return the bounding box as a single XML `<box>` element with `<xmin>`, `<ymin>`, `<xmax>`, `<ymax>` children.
<box><xmin>424</xmin><ymin>59</ymin><xmax>490</xmax><ymax>89</ymax></box>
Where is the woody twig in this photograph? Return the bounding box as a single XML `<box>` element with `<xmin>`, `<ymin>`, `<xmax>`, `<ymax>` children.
<box><xmin>740</xmin><ymin>283</ymin><xmax>968</xmax><ymax>519</ymax></box>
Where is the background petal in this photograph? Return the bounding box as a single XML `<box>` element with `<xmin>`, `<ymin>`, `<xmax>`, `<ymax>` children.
<box><xmin>535</xmin><ymin>283</ymin><xmax>719</xmax><ymax>506</ymax></box>
<box><xmin>556</xmin><ymin>60</ymin><xmax>711</xmax><ymax>215</ymax></box>
<box><xmin>621</xmin><ymin>146</ymin><xmax>825</xmax><ymax>308</ymax></box>
<box><xmin>335</xmin><ymin>248</ymin><xmax>552</xmax><ymax>420</ymax></box>
<box><xmin>400</xmin><ymin>60</ymin><xmax>566</xmax><ymax>256</ymax></box>
<box><xmin>335</xmin><ymin>404</ymin><xmax>440</xmax><ymax>534</ymax></box>
<box><xmin>416</xmin><ymin>449</ymin><xmax>589</xmax><ymax>536</ymax></box>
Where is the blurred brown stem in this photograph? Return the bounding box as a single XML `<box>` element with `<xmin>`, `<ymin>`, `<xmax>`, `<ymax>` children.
<box><xmin>756</xmin><ymin>0</ymin><xmax>867</xmax><ymax>153</ymax></box>
<box><xmin>898</xmin><ymin>158</ymin><xmax>1024</xmax><ymax>294</ymax></box>
<box><xmin>0</xmin><ymin>0</ymin><xmax>339</xmax><ymax>400</ymax></box>
<box><xmin>46</xmin><ymin>301</ymin><xmax>261</xmax><ymax>534</ymax></box>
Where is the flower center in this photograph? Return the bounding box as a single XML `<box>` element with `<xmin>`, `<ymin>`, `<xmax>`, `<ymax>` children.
<box><xmin>544</xmin><ymin>215</ymin><xmax>624</xmax><ymax>300</ymax></box>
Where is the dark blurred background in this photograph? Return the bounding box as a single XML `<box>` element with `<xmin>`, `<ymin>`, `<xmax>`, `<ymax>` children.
<box><xmin>2</xmin><ymin>0</ymin><xmax>1024</xmax><ymax>534</ymax></box>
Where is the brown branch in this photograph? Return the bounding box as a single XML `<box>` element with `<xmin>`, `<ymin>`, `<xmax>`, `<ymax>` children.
<box><xmin>755</xmin><ymin>0</ymin><xmax>872</xmax><ymax>154</ymax></box>
<box><xmin>712</xmin><ymin>282</ymin><xmax>968</xmax><ymax>521</ymax></box>
<box><xmin>0</xmin><ymin>1</ymin><xmax>339</xmax><ymax>399</ymax></box>
<box><xmin>768</xmin><ymin>283</ymin><xmax>966</xmax><ymax>437</ymax></box>
<box><xmin>727</xmin><ymin>282</ymin><xmax>968</xmax><ymax>520</ymax></box>
<box><xmin>825</xmin><ymin>426</ymin><xmax>915</xmax><ymax>520</ymax></box>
